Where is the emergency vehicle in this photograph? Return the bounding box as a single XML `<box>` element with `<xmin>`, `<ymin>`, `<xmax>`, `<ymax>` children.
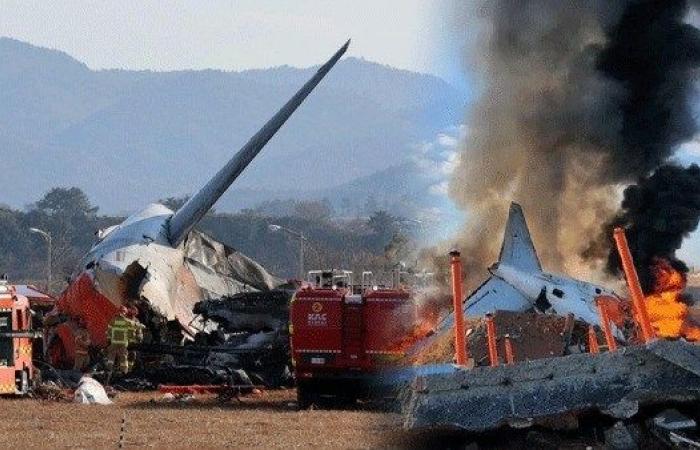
<box><xmin>0</xmin><ymin>278</ymin><xmax>36</xmax><ymax>395</ymax></box>
<box><xmin>290</xmin><ymin>270</ymin><xmax>414</xmax><ymax>407</ymax></box>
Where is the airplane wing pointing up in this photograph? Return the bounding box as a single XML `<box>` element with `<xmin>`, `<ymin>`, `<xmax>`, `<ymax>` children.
<box><xmin>436</xmin><ymin>276</ymin><xmax>532</xmax><ymax>333</ymax></box>
<box><xmin>498</xmin><ymin>202</ymin><xmax>542</xmax><ymax>273</ymax></box>
<box><xmin>168</xmin><ymin>40</ymin><xmax>351</xmax><ymax>246</ymax></box>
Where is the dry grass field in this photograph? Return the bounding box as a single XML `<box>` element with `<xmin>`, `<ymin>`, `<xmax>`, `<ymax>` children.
<box><xmin>0</xmin><ymin>389</ymin><xmax>402</xmax><ymax>449</ymax></box>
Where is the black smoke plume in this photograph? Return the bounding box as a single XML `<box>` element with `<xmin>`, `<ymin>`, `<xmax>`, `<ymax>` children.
<box><xmin>604</xmin><ymin>164</ymin><xmax>700</xmax><ymax>291</ymax></box>
<box><xmin>594</xmin><ymin>0</ymin><xmax>700</xmax><ymax>283</ymax></box>
<box><xmin>449</xmin><ymin>0</ymin><xmax>700</xmax><ymax>286</ymax></box>
<box><xmin>597</xmin><ymin>0</ymin><xmax>700</xmax><ymax>177</ymax></box>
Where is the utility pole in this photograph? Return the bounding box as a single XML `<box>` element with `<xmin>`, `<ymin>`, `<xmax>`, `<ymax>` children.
<box><xmin>29</xmin><ymin>227</ymin><xmax>52</xmax><ymax>292</ymax></box>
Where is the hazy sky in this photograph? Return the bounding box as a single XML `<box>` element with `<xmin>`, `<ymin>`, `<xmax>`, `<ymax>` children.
<box><xmin>2</xmin><ymin>1</ymin><xmax>700</xmax><ymax>267</ymax></box>
<box><xmin>0</xmin><ymin>0</ymin><xmax>466</xmax><ymax>88</ymax></box>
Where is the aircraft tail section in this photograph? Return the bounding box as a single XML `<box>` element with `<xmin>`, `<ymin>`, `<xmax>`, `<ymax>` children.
<box><xmin>498</xmin><ymin>202</ymin><xmax>541</xmax><ymax>273</ymax></box>
<box><xmin>168</xmin><ymin>40</ymin><xmax>350</xmax><ymax>246</ymax></box>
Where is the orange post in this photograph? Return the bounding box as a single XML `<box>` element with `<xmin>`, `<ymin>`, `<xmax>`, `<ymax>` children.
<box><xmin>588</xmin><ymin>325</ymin><xmax>600</xmax><ymax>354</ymax></box>
<box><xmin>485</xmin><ymin>313</ymin><xmax>499</xmax><ymax>367</ymax></box>
<box><xmin>612</xmin><ymin>227</ymin><xmax>655</xmax><ymax>343</ymax></box>
<box><xmin>504</xmin><ymin>334</ymin><xmax>515</xmax><ymax>364</ymax></box>
<box><xmin>596</xmin><ymin>299</ymin><xmax>618</xmax><ymax>351</ymax></box>
<box><xmin>449</xmin><ymin>250</ymin><xmax>468</xmax><ymax>365</ymax></box>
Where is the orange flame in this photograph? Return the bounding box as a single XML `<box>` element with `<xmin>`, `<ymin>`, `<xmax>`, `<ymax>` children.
<box><xmin>645</xmin><ymin>258</ymin><xmax>700</xmax><ymax>341</ymax></box>
<box><xmin>389</xmin><ymin>302</ymin><xmax>440</xmax><ymax>352</ymax></box>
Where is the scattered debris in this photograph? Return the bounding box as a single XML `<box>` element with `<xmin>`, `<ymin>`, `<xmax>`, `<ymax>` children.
<box><xmin>185</xmin><ymin>289</ymin><xmax>294</xmax><ymax>387</ymax></box>
<box><xmin>158</xmin><ymin>392</ymin><xmax>195</xmax><ymax>403</ymax></box>
<box><xmin>649</xmin><ymin>409</ymin><xmax>700</xmax><ymax>448</ymax></box>
<box><xmin>113</xmin><ymin>377</ymin><xmax>155</xmax><ymax>391</ymax></box>
<box><xmin>32</xmin><ymin>380</ymin><xmax>72</xmax><ymax>402</ymax></box>
<box><xmin>653</xmin><ymin>409</ymin><xmax>697</xmax><ymax>431</ymax></box>
<box><xmin>604</xmin><ymin>421</ymin><xmax>641</xmax><ymax>450</ymax></box>
<box><xmin>158</xmin><ymin>383</ymin><xmax>262</xmax><ymax>401</ymax></box>
<box><xmin>193</xmin><ymin>289</ymin><xmax>291</xmax><ymax>335</ymax></box>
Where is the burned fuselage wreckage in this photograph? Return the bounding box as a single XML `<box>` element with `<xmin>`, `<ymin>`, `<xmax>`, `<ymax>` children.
<box><xmin>395</xmin><ymin>204</ymin><xmax>700</xmax><ymax>448</ymax></box>
<box><xmin>44</xmin><ymin>41</ymin><xmax>350</xmax><ymax>387</ymax></box>
<box><xmin>411</xmin><ymin>202</ymin><xmax>627</xmax><ymax>358</ymax></box>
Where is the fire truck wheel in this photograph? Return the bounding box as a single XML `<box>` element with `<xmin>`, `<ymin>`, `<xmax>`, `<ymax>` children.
<box><xmin>335</xmin><ymin>392</ymin><xmax>358</xmax><ymax>407</ymax></box>
<box><xmin>296</xmin><ymin>380</ymin><xmax>319</xmax><ymax>410</ymax></box>
<box><xmin>16</xmin><ymin>369</ymin><xmax>29</xmax><ymax>395</ymax></box>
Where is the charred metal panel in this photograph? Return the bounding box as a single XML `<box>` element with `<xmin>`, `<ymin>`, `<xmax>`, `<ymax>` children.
<box><xmin>183</xmin><ymin>230</ymin><xmax>282</xmax><ymax>298</ymax></box>
<box><xmin>193</xmin><ymin>289</ymin><xmax>291</xmax><ymax>332</ymax></box>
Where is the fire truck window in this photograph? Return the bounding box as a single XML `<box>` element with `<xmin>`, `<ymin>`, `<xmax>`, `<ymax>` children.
<box><xmin>16</xmin><ymin>310</ymin><xmax>24</xmax><ymax>331</ymax></box>
<box><xmin>0</xmin><ymin>312</ymin><xmax>12</xmax><ymax>366</ymax></box>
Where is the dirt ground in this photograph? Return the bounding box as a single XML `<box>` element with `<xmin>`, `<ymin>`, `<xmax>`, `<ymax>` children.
<box><xmin>0</xmin><ymin>389</ymin><xmax>402</xmax><ymax>449</ymax></box>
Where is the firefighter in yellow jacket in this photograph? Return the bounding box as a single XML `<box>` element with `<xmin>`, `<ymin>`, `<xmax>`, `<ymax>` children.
<box><xmin>105</xmin><ymin>307</ymin><xmax>144</xmax><ymax>382</ymax></box>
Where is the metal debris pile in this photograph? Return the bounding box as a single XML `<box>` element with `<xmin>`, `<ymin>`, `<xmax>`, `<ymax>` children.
<box><xmin>32</xmin><ymin>380</ymin><xmax>72</xmax><ymax>402</ymax></box>
<box><xmin>408</xmin><ymin>311</ymin><xmax>589</xmax><ymax>366</ymax></box>
<box><xmin>129</xmin><ymin>289</ymin><xmax>293</xmax><ymax>388</ymax></box>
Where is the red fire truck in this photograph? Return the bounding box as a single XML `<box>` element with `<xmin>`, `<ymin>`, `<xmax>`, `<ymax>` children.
<box><xmin>290</xmin><ymin>270</ymin><xmax>415</xmax><ymax>407</ymax></box>
<box><xmin>0</xmin><ymin>278</ymin><xmax>36</xmax><ymax>395</ymax></box>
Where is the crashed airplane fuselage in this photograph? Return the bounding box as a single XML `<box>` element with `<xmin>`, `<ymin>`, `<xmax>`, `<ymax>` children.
<box><xmin>463</xmin><ymin>202</ymin><xmax>621</xmax><ymax>327</ymax></box>
<box><xmin>47</xmin><ymin>41</ymin><xmax>350</xmax><ymax>367</ymax></box>
<box><xmin>436</xmin><ymin>203</ymin><xmax>623</xmax><ymax>338</ymax></box>
<box><xmin>80</xmin><ymin>203</ymin><xmax>281</xmax><ymax>325</ymax></box>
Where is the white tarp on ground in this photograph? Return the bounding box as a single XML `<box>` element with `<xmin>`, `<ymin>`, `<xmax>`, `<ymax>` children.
<box><xmin>74</xmin><ymin>375</ymin><xmax>112</xmax><ymax>405</ymax></box>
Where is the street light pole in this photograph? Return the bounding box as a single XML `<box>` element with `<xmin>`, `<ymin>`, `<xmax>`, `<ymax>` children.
<box><xmin>29</xmin><ymin>227</ymin><xmax>52</xmax><ymax>292</ymax></box>
<box><xmin>299</xmin><ymin>231</ymin><xmax>305</xmax><ymax>281</ymax></box>
<box><xmin>268</xmin><ymin>224</ymin><xmax>306</xmax><ymax>280</ymax></box>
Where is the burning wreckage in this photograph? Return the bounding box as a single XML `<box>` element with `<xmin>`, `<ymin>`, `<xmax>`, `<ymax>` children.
<box><xmin>392</xmin><ymin>203</ymin><xmax>700</xmax><ymax>447</ymax></box>
<box><xmin>130</xmin><ymin>287</ymin><xmax>295</xmax><ymax>387</ymax></box>
<box><xmin>42</xmin><ymin>41</ymin><xmax>350</xmax><ymax>388</ymax></box>
<box><xmin>389</xmin><ymin>0</ymin><xmax>700</xmax><ymax>445</ymax></box>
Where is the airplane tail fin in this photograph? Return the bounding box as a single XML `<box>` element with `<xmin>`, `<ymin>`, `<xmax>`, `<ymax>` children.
<box><xmin>497</xmin><ymin>202</ymin><xmax>541</xmax><ymax>273</ymax></box>
<box><xmin>168</xmin><ymin>40</ymin><xmax>350</xmax><ymax>246</ymax></box>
